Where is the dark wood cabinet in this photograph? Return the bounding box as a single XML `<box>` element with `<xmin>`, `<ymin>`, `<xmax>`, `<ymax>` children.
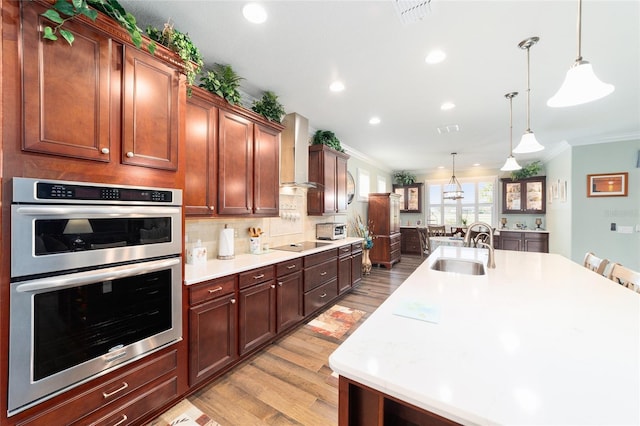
<box><xmin>253</xmin><ymin>124</ymin><xmax>280</xmax><ymax>216</ymax></box>
<box><xmin>351</xmin><ymin>242</ymin><xmax>363</xmax><ymax>287</ymax></box>
<box><xmin>276</xmin><ymin>258</ymin><xmax>304</xmax><ymax>332</ymax></box>
<box><xmin>121</xmin><ymin>46</ymin><xmax>180</xmax><ymax>170</ymax></box>
<box><xmin>303</xmin><ymin>249</ymin><xmax>339</xmax><ymax>315</ymax></box>
<box><xmin>238</xmin><ymin>266</ymin><xmax>277</xmax><ymax>355</ymax></box>
<box><xmin>499</xmin><ymin>231</ymin><xmax>549</xmax><ymax>253</ymax></box>
<box><xmin>400</xmin><ymin>227</ymin><xmax>421</xmax><ymax>255</ymax></box>
<box><xmin>188</xmin><ymin>276</ymin><xmax>238</xmax><ymax>386</ymax></box>
<box><xmin>393</xmin><ymin>183</ymin><xmax>423</xmax><ymax>213</ymax></box>
<box><xmin>307</xmin><ymin>144</ymin><xmax>350</xmax><ymax>215</ymax></box>
<box><xmin>338</xmin><ymin>244</ymin><xmax>353</xmax><ymax>295</ymax></box>
<box><xmin>502</xmin><ymin>176</ymin><xmax>546</xmax><ymax>214</ymax></box>
<box><xmin>369</xmin><ymin>193</ymin><xmax>402</xmax><ymax>268</ymax></box>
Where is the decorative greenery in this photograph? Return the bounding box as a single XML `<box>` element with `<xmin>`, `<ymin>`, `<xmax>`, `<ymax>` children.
<box><xmin>42</xmin><ymin>0</ymin><xmax>155</xmax><ymax>53</ymax></box>
<box><xmin>311</xmin><ymin>130</ymin><xmax>344</xmax><ymax>152</ymax></box>
<box><xmin>252</xmin><ymin>91</ymin><xmax>285</xmax><ymax>123</ymax></box>
<box><xmin>393</xmin><ymin>170</ymin><xmax>416</xmax><ymax>185</ymax></box>
<box><xmin>146</xmin><ymin>21</ymin><xmax>204</xmax><ymax>95</ymax></box>
<box><xmin>349</xmin><ymin>213</ymin><xmax>376</xmax><ymax>250</ymax></box>
<box><xmin>199</xmin><ymin>63</ymin><xmax>244</xmax><ymax>105</ymax></box>
<box><xmin>511</xmin><ymin>160</ymin><xmax>542</xmax><ymax>180</ymax></box>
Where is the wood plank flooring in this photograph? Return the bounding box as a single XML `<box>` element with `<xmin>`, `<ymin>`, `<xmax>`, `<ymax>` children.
<box><xmin>189</xmin><ymin>255</ymin><xmax>425</xmax><ymax>426</ymax></box>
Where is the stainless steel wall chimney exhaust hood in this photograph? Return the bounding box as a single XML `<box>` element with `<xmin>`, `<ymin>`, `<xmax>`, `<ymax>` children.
<box><xmin>280</xmin><ymin>113</ymin><xmax>318</xmax><ymax>188</ymax></box>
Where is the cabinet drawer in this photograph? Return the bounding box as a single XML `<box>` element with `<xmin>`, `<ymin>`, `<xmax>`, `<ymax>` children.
<box><xmin>337</xmin><ymin>244</ymin><xmax>352</xmax><ymax>258</ymax></box>
<box><xmin>304</xmin><ymin>279</ymin><xmax>338</xmax><ymax>316</ymax></box>
<box><xmin>19</xmin><ymin>350</ymin><xmax>178</xmax><ymax>426</ymax></box>
<box><xmin>239</xmin><ymin>265</ymin><xmax>275</xmax><ymax>289</ymax></box>
<box><xmin>304</xmin><ymin>248</ymin><xmax>338</xmax><ymax>267</ymax></box>
<box><xmin>351</xmin><ymin>242</ymin><xmax>363</xmax><ymax>254</ymax></box>
<box><xmin>304</xmin><ymin>259</ymin><xmax>338</xmax><ymax>292</ymax></box>
<box><xmin>390</xmin><ymin>233</ymin><xmax>401</xmax><ymax>244</ymax></box>
<box><xmin>189</xmin><ymin>275</ymin><xmax>236</xmax><ymax>305</ymax></box>
<box><xmin>82</xmin><ymin>376</ymin><xmax>178</xmax><ymax>426</ymax></box>
<box><xmin>276</xmin><ymin>258</ymin><xmax>303</xmax><ymax>277</ymax></box>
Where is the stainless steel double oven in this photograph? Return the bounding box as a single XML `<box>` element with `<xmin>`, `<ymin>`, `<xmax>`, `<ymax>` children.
<box><xmin>8</xmin><ymin>178</ymin><xmax>183</xmax><ymax>416</ymax></box>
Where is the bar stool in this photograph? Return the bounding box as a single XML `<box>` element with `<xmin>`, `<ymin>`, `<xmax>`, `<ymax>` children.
<box><xmin>583</xmin><ymin>252</ymin><xmax>609</xmax><ymax>276</ymax></box>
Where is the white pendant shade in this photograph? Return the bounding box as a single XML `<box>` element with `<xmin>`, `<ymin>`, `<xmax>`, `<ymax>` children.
<box><xmin>500</xmin><ymin>155</ymin><xmax>522</xmax><ymax>172</ymax></box>
<box><xmin>547</xmin><ymin>61</ymin><xmax>614</xmax><ymax>107</ymax></box>
<box><xmin>513</xmin><ymin>131</ymin><xmax>544</xmax><ymax>154</ymax></box>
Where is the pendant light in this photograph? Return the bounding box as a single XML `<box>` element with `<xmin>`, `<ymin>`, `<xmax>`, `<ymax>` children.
<box><xmin>500</xmin><ymin>92</ymin><xmax>522</xmax><ymax>171</ymax></box>
<box><xmin>547</xmin><ymin>0</ymin><xmax>614</xmax><ymax>107</ymax></box>
<box><xmin>513</xmin><ymin>36</ymin><xmax>544</xmax><ymax>154</ymax></box>
<box><xmin>443</xmin><ymin>152</ymin><xmax>464</xmax><ymax>200</ymax></box>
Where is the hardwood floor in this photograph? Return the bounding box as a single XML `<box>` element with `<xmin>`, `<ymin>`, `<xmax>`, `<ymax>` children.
<box><xmin>188</xmin><ymin>255</ymin><xmax>424</xmax><ymax>426</ymax></box>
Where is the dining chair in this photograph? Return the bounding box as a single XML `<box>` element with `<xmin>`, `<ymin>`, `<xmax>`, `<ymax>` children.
<box><xmin>417</xmin><ymin>227</ymin><xmax>430</xmax><ymax>259</ymax></box>
<box><xmin>427</xmin><ymin>225</ymin><xmax>447</xmax><ymax>237</ymax></box>
<box><xmin>583</xmin><ymin>252</ymin><xmax>609</xmax><ymax>276</ymax></box>
<box><xmin>607</xmin><ymin>263</ymin><xmax>640</xmax><ymax>293</ymax></box>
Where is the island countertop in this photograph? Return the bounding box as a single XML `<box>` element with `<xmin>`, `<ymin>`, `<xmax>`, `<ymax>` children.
<box><xmin>329</xmin><ymin>246</ymin><xmax>640</xmax><ymax>425</ymax></box>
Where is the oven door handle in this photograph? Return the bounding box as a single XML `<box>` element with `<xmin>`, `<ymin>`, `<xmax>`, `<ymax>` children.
<box><xmin>15</xmin><ymin>206</ymin><xmax>181</xmax><ymax>216</ymax></box>
<box><xmin>15</xmin><ymin>258</ymin><xmax>181</xmax><ymax>293</ymax></box>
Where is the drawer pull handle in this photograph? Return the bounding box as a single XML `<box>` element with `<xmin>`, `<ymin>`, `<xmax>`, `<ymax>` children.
<box><xmin>271</xmin><ymin>284</ymin><xmax>276</xmax><ymax>289</ymax></box>
<box><xmin>278</xmin><ymin>281</ymin><xmax>283</xmax><ymax>286</ymax></box>
<box><xmin>208</xmin><ymin>286</ymin><xmax>223</xmax><ymax>294</ymax></box>
<box><xmin>102</xmin><ymin>382</ymin><xmax>129</xmax><ymax>398</ymax></box>
<box><xmin>113</xmin><ymin>414</ymin><xmax>128</xmax><ymax>426</ymax></box>
<box><xmin>287</xmin><ymin>265</ymin><xmax>296</xmax><ymax>269</ymax></box>
<box><xmin>320</xmin><ymin>271</ymin><xmax>327</xmax><ymax>276</ymax></box>
<box><xmin>253</xmin><ymin>274</ymin><xmax>265</xmax><ymax>280</ymax></box>
<box><xmin>319</xmin><ymin>293</ymin><xmax>327</xmax><ymax>298</ymax></box>
<box><xmin>231</xmin><ymin>298</ymin><xmax>236</xmax><ymax>304</ymax></box>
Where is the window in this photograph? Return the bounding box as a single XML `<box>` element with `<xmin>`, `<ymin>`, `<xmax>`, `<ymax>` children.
<box><xmin>377</xmin><ymin>176</ymin><xmax>386</xmax><ymax>193</ymax></box>
<box><xmin>357</xmin><ymin>168</ymin><xmax>370</xmax><ymax>201</ymax></box>
<box><xmin>427</xmin><ymin>178</ymin><xmax>496</xmax><ymax>227</ymax></box>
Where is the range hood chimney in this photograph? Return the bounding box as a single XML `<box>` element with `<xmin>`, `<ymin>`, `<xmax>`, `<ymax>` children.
<box><xmin>280</xmin><ymin>113</ymin><xmax>317</xmax><ymax>188</ymax></box>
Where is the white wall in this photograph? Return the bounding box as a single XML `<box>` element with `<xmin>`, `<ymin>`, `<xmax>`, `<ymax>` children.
<box><xmin>544</xmin><ymin>143</ymin><xmax>573</xmax><ymax>257</ymax></box>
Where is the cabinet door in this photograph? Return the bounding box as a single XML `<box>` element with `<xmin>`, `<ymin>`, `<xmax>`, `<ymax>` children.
<box><xmin>185</xmin><ymin>94</ymin><xmax>217</xmax><ymax>215</ymax></box>
<box><xmin>524</xmin><ymin>181</ymin><xmax>545</xmax><ymax>213</ymax></box>
<box><xmin>253</xmin><ymin>124</ymin><xmax>280</xmax><ymax>216</ymax></box>
<box><xmin>524</xmin><ymin>233</ymin><xmax>549</xmax><ymax>253</ymax></box>
<box><xmin>122</xmin><ymin>46</ymin><xmax>179</xmax><ymax>170</ymax></box>
<box><xmin>390</xmin><ymin>195</ymin><xmax>401</xmax><ymax>234</ymax></box>
<box><xmin>189</xmin><ymin>294</ymin><xmax>238</xmax><ymax>385</ymax></box>
<box><xmin>323</xmin><ymin>152</ymin><xmax>338</xmax><ymax>213</ymax></box>
<box><xmin>218</xmin><ymin>110</ymin><xmax>253</xmax><ymax>215</ymax></box>
<box><xmin>503</xmin><ymin>182</ymin><xmax>522</xmax><ymax>213</ymax></box>
<box><xmin>351</xmin><ymin>250</ymin><xmax>363</xmax><ymax>286</ymax></box>
<box><xmin>502</xmin><ymin>177</ymin><xmax>546</xmax><ymax>214</ymax></box>
<box><xmin>336</xmin><ymin>155</ymin><xmax>349</xmax><ymax>213</ymax></box>
<box><xmin>500</xmin><ymin>232</ymin><xmax>522</xmax><ymax>251</ymax></box>
<box><xmin>22</xmin><ymin>2</ymin><xmax>112</xmax><ymax>162</ymax></box>
<box><xmin>338</xmin><ymin>254</ymin><xmax>352</xmax><ymax>294</ymax></box>
<box><xmin>276</xmin><ymin>271</ymin><xmax>304</xmax><ymax>332</ymax></box>
<box><xmin>239</xmin><ymin>281</ymin><xmax>276</xmax><ymax>355</ymax></box>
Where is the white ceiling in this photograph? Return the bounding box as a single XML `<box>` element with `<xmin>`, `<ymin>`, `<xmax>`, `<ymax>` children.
<box><xmin>119</xmin><ymin>0</ymin><xmax>640</xmax><ymax>174</ymax></box>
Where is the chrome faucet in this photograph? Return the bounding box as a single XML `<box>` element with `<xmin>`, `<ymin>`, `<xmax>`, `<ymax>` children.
<box><xmin>463</xmin><ymin>222</ymin><xmax>496</xmax><ymax>268</ymax></box>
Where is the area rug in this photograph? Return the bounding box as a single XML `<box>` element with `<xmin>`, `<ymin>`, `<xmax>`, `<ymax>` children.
<box><xmin>307</xmin><ymin>304</ymin><xmax>366</xmax><ymax>339</ymax></box>
<box><xmin>146</xmin><ymin>399</ymin><xmax>220</xmax><ymax>426</ymax></box>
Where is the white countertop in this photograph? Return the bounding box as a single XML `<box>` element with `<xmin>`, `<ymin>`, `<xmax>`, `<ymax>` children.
<box><xmin>329</xmin><ymin>246</ymin><xmax>640</xmax><ymax>425</ymax></box>
<box><xmin>185</xmin><ymin>237</ymin><xmax>362</xmax><ymax>285</ymax></box>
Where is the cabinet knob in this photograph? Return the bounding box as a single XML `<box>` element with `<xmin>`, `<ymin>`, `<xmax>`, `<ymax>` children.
<box><xmin>270</xmin><ymin>284</ymin><xmax>276</xmax><ymax>289</ymax></box>
<box><xmin>231</xmin><ymin>298</ymin><xmax>236</xmax><ymax>304</ymax></box>
<box><xmin>101</xmin><ymin>147</ymin><xmax>109</xmax><ymax>154</ymax></box>
<box><xmin>126</xmin><ymin>151</ymin><xmax>134</xmax><ymax>158</ymax></box>
<box><xmin>277</xmin><ymin>281</ymin><xmax>283</xmax><ymax>286</ymax></box>
<box><xmin>209</xmin><ymin>205</ymin><xmax>215</xmax><ymax>211</ymax></box>
<box><xmin>319</xmin><ymin>292</ymin><xmax>327</xmax><ymax>298</ymax></box>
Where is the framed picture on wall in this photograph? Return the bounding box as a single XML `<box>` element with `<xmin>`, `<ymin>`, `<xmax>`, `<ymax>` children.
<box><xmin>587</xmin><ymin>172</ymin><xmax>628</xmax><ymax>197</ymax></box>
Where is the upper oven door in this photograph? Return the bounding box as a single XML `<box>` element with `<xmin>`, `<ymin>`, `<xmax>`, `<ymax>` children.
<box><xmin>11</xmin><ymin>204</ymin><xmax>182</xmax><ymax>279</ymax></box>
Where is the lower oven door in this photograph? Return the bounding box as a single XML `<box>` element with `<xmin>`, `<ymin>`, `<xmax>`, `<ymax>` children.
<box><xmin>8</xmin><ymin>257</ymin><xmax>182</xmax><ymax>416</ymax></box>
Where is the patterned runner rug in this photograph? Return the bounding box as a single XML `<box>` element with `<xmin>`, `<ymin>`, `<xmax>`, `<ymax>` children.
<box><xmin>146</xmin><ymin>399</ymin><xmax>219</xmax><ymax>426</ymax></box>
<box><xmin>307</xmin><ymin>304</ymin><xmax>366</xmax><ymax>339</ymax></box>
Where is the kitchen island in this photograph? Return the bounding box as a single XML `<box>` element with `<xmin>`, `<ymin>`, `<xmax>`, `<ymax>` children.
<box><xmin>329</xmin><ymin>246</ymin><xmax>640</xmax><ymax>425</ymax></box>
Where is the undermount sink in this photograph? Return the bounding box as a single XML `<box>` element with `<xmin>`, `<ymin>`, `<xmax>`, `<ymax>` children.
<box><xmin>430</xmin><ymin>258</ymin><xmax>486</xmax><ymax>275</ymax></box>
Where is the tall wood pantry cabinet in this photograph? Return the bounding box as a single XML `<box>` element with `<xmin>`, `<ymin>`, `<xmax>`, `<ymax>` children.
<box><xmin>307</xmin><ymin>144</ymin><xmax>350</xmax><ymax>215</ymax></box>
<box><xmin>368</xmin><ymin>193</ymin><xmax>402</xmax><ymax>269</ymax></box>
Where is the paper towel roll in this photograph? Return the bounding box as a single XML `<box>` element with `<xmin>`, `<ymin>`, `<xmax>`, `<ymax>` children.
<box><xmin>218</xmin><ymin>227</ymin><xmax>235</xmax><ymax>260</ymax></box>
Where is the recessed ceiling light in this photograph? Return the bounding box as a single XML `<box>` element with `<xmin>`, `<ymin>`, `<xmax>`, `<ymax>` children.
<box><xmin>440</xmin><ymin>102</ymin><xmax>455</xmax><ymax>111</ymax></box>
<box><xmin>473</xmin><ymin>163</ymin><xmax>480</xmax><ymax>167</ymax></box>
<box><xmin>329</xmin><ymin>81</ymin><xmax>345</xmax><ymax>92</ymax></box>
<box><xmin>369</xmin><ymin>116</ymin><xmax>381</xmax><ymax>125</ymax></box>
<box><xmin>437</xmin><ymin>166</ymin><xmax>445</xmax><ymax>169</ymax></box>
<box><xmin>243</xmin><ymin>3</ymin><xmax>267</xmax><ymax>24</ymax></box>
<box><xmin>425</xmin><ymin>49</ymin><xmax>446</xmax><ymax>64</ymax></box>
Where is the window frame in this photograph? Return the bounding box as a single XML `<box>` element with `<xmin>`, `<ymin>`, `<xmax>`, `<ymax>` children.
<box><xmin>426</xmin><ymin>176</ymin><xmax>498</xmax><ymax>227</ymax></box>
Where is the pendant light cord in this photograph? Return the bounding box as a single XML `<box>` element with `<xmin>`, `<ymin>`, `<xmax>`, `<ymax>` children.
<box><xmin>525</xmin><ymin>46</ymin><xmax>531</xmax><ymax>132</ymax></box>
<box><xmin>576</xmin><ymin>0</ymin><xmax>583</xmax><ymax>61</ymax></box>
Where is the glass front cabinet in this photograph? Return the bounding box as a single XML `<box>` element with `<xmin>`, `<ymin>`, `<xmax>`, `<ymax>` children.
<box><xmin>502</xmin><ymin>176</ymin><xmax>546</xmax><ymax>214</ymax></box>
<box><xmin>393</xmin><ymin>183</ymin><xmax>423</xmax><ymax>213</ymax></box>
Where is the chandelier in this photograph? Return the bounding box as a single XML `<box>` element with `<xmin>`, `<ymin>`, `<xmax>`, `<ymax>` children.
<box><xmin>443</xmin><ymin>152</ymin><xmax>464</xmax><ymax>200</ymax></box>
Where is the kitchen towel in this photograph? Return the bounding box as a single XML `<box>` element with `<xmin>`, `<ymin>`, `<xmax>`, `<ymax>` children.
<box><xmin>218</xmin><ymin>226</ymin><xmax>234</xmax><ymax>259</ymax></box>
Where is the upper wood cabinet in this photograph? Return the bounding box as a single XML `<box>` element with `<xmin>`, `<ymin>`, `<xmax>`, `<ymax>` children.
<box><xmin>20</xmin><ymin>1</ymin><xmax>181</xmax><ymax>172</ymax></box>
<box><xmin>502</xmin><ymin>176</ymin><xmax>546</xmax><ymax>214</ymax></box>
<box><xmin>393</xmin><ymin>183</ymin><xmax>423</xmax><ymax>213</ymax></box>
<box><xmin>253</xmin><ymin>124</ymin><xmax>280</xmax><ymax>216</ymax></box>
<box><xmin>307</xmin><ymin>144</ymin><xmax>350</xmax><ymax>215</ymax></box>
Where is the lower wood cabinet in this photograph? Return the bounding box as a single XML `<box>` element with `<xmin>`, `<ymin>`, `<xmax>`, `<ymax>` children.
<box><xmin>499</xmin><ymin>231</ymin><xmax>549</xmax><ymax>253</ymax></box>
<box><xmin>276</xmin><ymin>258</ymin><xmax>304</xmax><ymax>333</ymax></box>
<box><xmin>338</xmin><ymin>244</ymin><xmax>353</xmax><ymax>295</ymax></box>
<box><xmin>238</xmin><ymin>266</ymin><xmax>277</xmax><ymax>355</ymax></box>
<box><xmin>304</xmin><ymin>249</ymin><xmax>339</xmax><ymax>315</ymax></box>
<box><xmin>400</xmin><ymin>228</ymin><xmax>421</xmax><ymax>255</ymax></box>
<box><xmin>351</xmin><ymin>243</ymin><xmax>363</xmax><ymax>287</ymax></box>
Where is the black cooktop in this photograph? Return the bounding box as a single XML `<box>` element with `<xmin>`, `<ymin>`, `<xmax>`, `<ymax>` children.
<box><xmin>271</xmin><ymin>241</ymin><xmax>333</xmax><ymax>252</ymax></box>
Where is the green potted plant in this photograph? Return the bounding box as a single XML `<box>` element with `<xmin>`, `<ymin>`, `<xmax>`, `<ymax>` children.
<box><xmin>252</xmin><ymin>91</ymin><xmax>285</xmax><ymax>123</ymax></box>
<box><xmin>199</xmin><ymin>63</ymin><xmax>244</xmax><ymax>105</ymax></box>
<box><xmin>393</xmin><ymin>171</ymin><xmax>416</xmax><ymax>185</ymax></box>
<box><xmin>146</xmin><ymin>22</ymin><xmax>204</xmax><ymax>95</ymax></box>
<box><xmin>511</xmin><ymin>160</ymin><xmax>542</xmax><ymax>180</ymax></box>
<box><xmin>41</xmin><ymin>0</ymin><xmax>155</xmax><ymax>52</ymax></box>
<box><xmin>311</xmin><ymin>130</ymin><xmax>344</xmax><ymax>152</ymax></box>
